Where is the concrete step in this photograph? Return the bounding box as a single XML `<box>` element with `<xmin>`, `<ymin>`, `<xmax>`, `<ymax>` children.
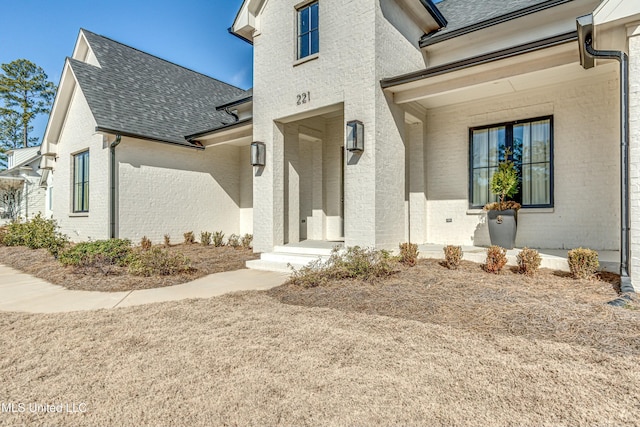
<box><xmin>272</xmin><ymin>245</ymin><xmax>337</xmax><ymax>256</ymax></box>
<box><xmin>247</xmin><ymin>250</ymin><xmax>332</xmax><ymax>273</ymax></box>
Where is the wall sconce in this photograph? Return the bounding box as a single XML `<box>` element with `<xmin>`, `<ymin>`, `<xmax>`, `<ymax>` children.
<box><xmin>250</xmin><ymin>141</ymin><xmax>266</xmax><ymax>166</ymax></box>
<box><xmin>346</xmin><ymin>120</ymin><xmax>364</xmax><ymax>152</ymax></box>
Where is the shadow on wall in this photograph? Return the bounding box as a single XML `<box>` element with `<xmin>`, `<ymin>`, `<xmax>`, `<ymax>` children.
<box><xmin>121</xmin><ymin>142</ymin><xmax>246</xmax><ymax>207</ymax></box>
<box><xmin>473</xmin><ymin>213</ymin><xmax>491</xmax><ymax>246</ymax></box>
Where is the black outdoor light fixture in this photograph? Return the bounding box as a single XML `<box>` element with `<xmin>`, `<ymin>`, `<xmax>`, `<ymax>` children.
<box><xmin>346</xmin><ymin>120</ymin><xmax>364</xmax><ymax>152</ymax></box>
<box><xmin>250</xmin><ymin>141</ymin><xmax>266</xmax><ymax>166</ymax></box>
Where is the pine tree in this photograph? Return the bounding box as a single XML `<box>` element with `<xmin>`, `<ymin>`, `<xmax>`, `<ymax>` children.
<box><xmin>0</xmin><ymin>59</ymin><xmax>56</xmax><ymax>168</ymax></box>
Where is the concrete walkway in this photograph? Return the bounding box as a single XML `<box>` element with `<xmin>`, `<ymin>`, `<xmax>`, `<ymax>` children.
<box><xmin>0</xmin><ymin>264</ymin><xmax>289</xmax><ymax>314</ymax></box>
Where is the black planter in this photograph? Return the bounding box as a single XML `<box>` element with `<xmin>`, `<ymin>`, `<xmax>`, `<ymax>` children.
<box><xmin>487</xmin><ymin>209</ymin><xmax>517</xmax><ymax>249</ymax></box>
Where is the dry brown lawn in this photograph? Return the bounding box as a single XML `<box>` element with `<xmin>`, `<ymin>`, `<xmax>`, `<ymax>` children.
<box><xmin>0</xmin><ymin>244</ymin><xmax>258</xmax><ymax>292</ymax></box>
<box><xmin>269</xmin><ymin>259</ymin><xmax>640</xmax><ymax>356</ymax></box>
<box><xmin>0</xmin><ymin>258</ymin><xmax>639</xmax><ymax>426</ymax></box>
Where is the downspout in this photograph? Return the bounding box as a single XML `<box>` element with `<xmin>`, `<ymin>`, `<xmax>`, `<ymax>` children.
<box><xmin>110</xmin><ymin>135</ymin><xmax>121</xmax><ymax>239</ymax></box>
<box><xmin>577</xmin><ymin>15</ymin><xmax>634</xmax><ymax>294</ymax></box>
<box><xmin>224</xmin><ymin>107</ymin><xmax>239</xmax><ymax>122</ymax></box>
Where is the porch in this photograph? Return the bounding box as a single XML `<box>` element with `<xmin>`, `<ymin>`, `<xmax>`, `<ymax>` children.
<box><xmin>247</xmin><ymin>240</ymin><xmax>620</xmax><ymax>274</ymax></box>
<box><xmin>418</xmin><ymin>244</ymin><xmax>620</xmax><ymax>273</ymax></box>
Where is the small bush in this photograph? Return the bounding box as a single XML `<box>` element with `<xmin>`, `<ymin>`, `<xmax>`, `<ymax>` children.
<box><xmin>485</xmin><ymin>245</ymin><xmax>507</xmax><ymax>273</ymax></box>
<box><xmin>290</xmin><ymin>246</ymin><xmax>396</xmax><ymax>288</ymax></box>
<box><xmin>0</xmin><ymin>226</ymin><xmax>7</xmax><ymax>245</ymax></box>
<box><xmin>201</xmin><ymin>231</ymin><xmax>212</xmax><ymax>246</ymax></box>
<box><xmin>517</xmin><ymin>247</ymin><xmax>541</xmax><ymax>276</ymax></box>
<box><xmin>399</xmin><ymin>242</ymin><xmax>418</xmax><ymax>267</ymax></box>
<box><xmin>213</xmin><ymin>231</ymin><xmax>225</xmax><ymax>247</ymax></box>
<box><xmin>60</xmin><ymin>239</ymin><xmax>133</xmax><ymax>268</ymax></box>
<box><xmin>183</xmin><ymin>231</ymin><xmax>195</xmax><ymax>244</ymax></box>
<box><xmin>443</xmin><ymin>245</ymin><xmax>462</xmax><ymax>270</ymax></box>
<box><xmin>241</xmin><ymin>233</ymin><xmax>253</xmax><ymax>250</ymax></box>
<box><xmin>568</xmin><ymin>248</ymin><xmax>599</xmax><ymax>279</ymax></box>
<box><xmin>128</xmin><ymin>247</ymin><xmax>193</xmax><ymax>277</ymax></box>
<box><xmin>227</xmin><ymin>233</ymin><xmax>240</xmax><ymax>248</ymax></box>
<box><xmin>140</xmin><ymin>236</ymin><xmax>152</xmax><ymax>250</ymax></box>
<box><xmin>2</xmin><ymin>214</ymin><xmax>69</xmax><ymax>256</ymax></box>
<box><xmin>163</xmin><ymin>234</ymin><xmax>171</xmax><ymax>248</ymax></box>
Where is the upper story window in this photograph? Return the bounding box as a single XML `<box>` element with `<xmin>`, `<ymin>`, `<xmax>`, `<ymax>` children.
<box><xmin>469</xmin><ymin>116</ymin><xmax>553</xmax><ymax>209</ymax></box>
<box><xmin>297</xmin><ymin>2</ymin><xmax>319</xmax><ymax>60</ymax></box>
<box><xmin>73</xmin><ymin>150</ymin><xmax>89</xmax><ymax>213</ymax></box>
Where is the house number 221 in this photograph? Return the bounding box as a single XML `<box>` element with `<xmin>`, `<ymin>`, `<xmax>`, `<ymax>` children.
<box><xmin>297</xmin><ymin>91</ymin><xmax>310</xmax><ymax>105</ymax></box>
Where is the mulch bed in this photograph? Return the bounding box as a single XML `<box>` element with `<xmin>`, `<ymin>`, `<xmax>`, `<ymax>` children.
<box><xmin>0</xmin><ymin>244</ymin><xmax>259</xmax><ymax>292</ymax></box>
<box><xmin>268</xmin><ymin>259</ymin><xmax>640</xmax><ymax>356</ymax></box>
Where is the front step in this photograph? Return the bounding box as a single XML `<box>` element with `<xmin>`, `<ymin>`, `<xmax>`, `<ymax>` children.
<box><xmin>246</xmin><ymin>254</ymin><xmax>328</xmax><ymax>273</ymax></box>
<box><xmin>247</xmin><ymin>243</ymin><xmax>341</xmax><ymax>273</ymax></box>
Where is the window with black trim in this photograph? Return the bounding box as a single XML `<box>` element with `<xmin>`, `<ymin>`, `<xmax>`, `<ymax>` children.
<box><xmin>297</xmin><ymin>1</ymin><xmax>319</xmax><ymax>59</ymax></box>
<box><xmin>469</xmin><ymin>116</ymin><xmax>553</xmax><ymax>208</ymax></box>
<box><xmin>73</xmin><ymin>150</ymin><xmax>89</xmax><ymax>212</ymax></box>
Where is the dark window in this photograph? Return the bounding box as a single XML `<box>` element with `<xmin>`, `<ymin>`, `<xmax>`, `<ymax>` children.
<box><xmin>469</xmin><ymin>116</ymin><xmax>553</xmax><ymax>208</ymax></box>
<box><xmin>298</xmin><ymin>2</ymin><xmax>319</xmax><ymax>59</ymax></box>
<box><xmin>73</xmin><ymin>150</ymin><xmax>89</xmax><ymax>212</ymax></box>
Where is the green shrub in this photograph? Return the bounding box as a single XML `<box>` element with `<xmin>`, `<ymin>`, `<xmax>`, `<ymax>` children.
<box><xmin>201</xmin><ymin>231</ymin><xmax>212</xmax><ymax>246</ymax></box>
<box><xmin>485</xmin><ymin>245</ymin><xmax>507</xmax><ymax>274</ymax></box>
<box><xmin>567</xmin><ymin>248</ymin><xmax>599</xmax><ymax>279</ymax></box>
<box><xmin>183</xmin><ymin>231</ymin><xmax>195</xmax><ymax>244</ymax></box>
<box><xmin>241</xmin><ymin>233</ymin><xmax>253</xmax><ymax>250</ymax></box>
<box><xmin>128</xmin><ymin>247</ymin><xmax>193</xmax><ymax>277</ymax></box>
<box><xmin>398</xmin><ymin>242</ymin><xmax>418</xmax><ymax>267</ymax></box>
<box><xmin>2</xmin><ymin>214</ymin><xmax>69</xmax><ymax>256</ymax></box>
<box><xmin>517</xmin><ymin>247</ymin><xmax>541</xmax><ymax>276</ymax></box>
<box><xmin>0</xmin><ymin>225</ymin><xmax>7</xmax><ymax>245</ymax></box>
<box><xmin>227</xmin><ymin>233</ymin><xmax>240</xmax><ymax>248</ymax></box>
<box><xmin>443</xmin><ymin>245</ymin><xmax>462</xmax><ymax>270</ymax></box>
<box><xmin>163</xmin><ymin>234</ymin><xmax>171</xmax><ymax>248</ymax></box>
<box><xmin>59</xmin><ymin>239</ymin><xmax>133</xmax><ymax>267</ymax></box>
<box><xmin>213</xmin><ymin>231</ymin><xmax>225</xmax><ymax>247</ymax></box>
<box><xmin>140</xmin><ymin>236</ymin><xmax>152</xmax><ymax>250</ymax></box>
<box><xmin>290</xmin><ymin>246</ymin><xmax>396</xmax><ymax>288</ymax></box>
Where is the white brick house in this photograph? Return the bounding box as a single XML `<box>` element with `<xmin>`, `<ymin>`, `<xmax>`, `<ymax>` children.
<box><xmin>40</xmin><ymin>30</ymin><xmax>254</xmax><ymax>243</ymax></box>
<box><xmin>232</xmin><ymin>0</ymin><xmax>640</xmax><ymax>290</ymax></box>
<box><xmin>41</xmin><ymin>0</ymin><xmax>639</xmax><ymax>290</ymax></box>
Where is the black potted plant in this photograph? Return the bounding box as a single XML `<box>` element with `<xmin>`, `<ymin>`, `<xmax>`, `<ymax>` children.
<box><xmin>484</xmin><ymin>155</ymin><xmax>521</xmax><ymax>249</ymax></box>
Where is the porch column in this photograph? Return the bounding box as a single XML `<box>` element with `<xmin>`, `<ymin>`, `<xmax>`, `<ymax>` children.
<box><xmin>252</xmin><ymin>121</ymin><xmax>285</xmax><ymax>252</ymax></box>
<box><xmin>284</xmin><ymin>124</ymin><xmax>300</xmax><ymax>244</ymax></box>
<box><xmin>407</xmin><ymin>119</ymin><xmax>427</xmax><ymax>243</ymax></box>
<box><xmin>310</xmin><ymin>139</ymin><xmax>324</xmax><ymax>240</ymax></box>
<box><xmin>628</xmin><ymin>24</ymin><xmax>640</xmax><ymax>291</ymax></box>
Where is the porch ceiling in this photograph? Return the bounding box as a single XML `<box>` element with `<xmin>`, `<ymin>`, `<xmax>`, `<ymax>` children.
<box><xmin>198</xmin><ymin>122</ymin><xmax>253</xmax><ymax>148</ymax></box>
<box><xmin>387</xmin><ymin>42</ymin><xmax>618</xmax><ymax>109</ymax></box>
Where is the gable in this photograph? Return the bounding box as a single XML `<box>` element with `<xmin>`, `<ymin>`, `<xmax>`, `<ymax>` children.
<box><xmin>232</xmin><ymin>0</ymin><xmax>445</xmax><ymax>43</ymax></box>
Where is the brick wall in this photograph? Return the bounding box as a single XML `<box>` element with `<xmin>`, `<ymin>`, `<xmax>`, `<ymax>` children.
<box><xmin>425</xmin><ymin>70</ymin><xmax>620</xmax><ymax>250</ymax></box>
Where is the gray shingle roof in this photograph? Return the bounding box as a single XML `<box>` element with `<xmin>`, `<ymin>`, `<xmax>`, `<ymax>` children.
<box><xmin>216</xmin><ymin>88</ymin><xmax>253</xmax><ymax>109</ymax></box>
<box><xmin>70</xmin><ymin>29</ymin><xmax>247</xmax><ymax>147</ymax></box>
<box><xmin>422</xmin><ymin>0</ymin><xmax>561</xmax><ymax>46</ymax></box>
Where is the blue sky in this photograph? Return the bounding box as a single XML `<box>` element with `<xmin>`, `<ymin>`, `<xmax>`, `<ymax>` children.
<box><xmin>0</xmin><ymin>0</ymin><xmax>253</xmax><ymax>143</ymax></box>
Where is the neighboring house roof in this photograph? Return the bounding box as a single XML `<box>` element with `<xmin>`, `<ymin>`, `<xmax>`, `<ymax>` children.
<box><xmin>70</xmin><ymin>30</ymin><xmax>247</xmax><ymax>147</ymax></box>
<box><xmin>0</xmin><ymin>147</ymin><xmax>41</xmax><ymax>177</ymax></box>
<box><xmin>421</xmin><ymin>0</ymin><xmax>568</xmax><ymax>46</ymax></box>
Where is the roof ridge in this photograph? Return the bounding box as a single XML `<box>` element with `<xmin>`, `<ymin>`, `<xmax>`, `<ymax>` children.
<box><xmin>79</xmin><ymin>28</ymin><xmax>246</xmax><ymax>91</ymax></box>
